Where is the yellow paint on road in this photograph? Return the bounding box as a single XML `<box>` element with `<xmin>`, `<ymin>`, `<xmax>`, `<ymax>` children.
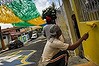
<box><xmin>17</xmin><ymin>50</ymin><xmax>36</xmax><ymax>66</ymax></box>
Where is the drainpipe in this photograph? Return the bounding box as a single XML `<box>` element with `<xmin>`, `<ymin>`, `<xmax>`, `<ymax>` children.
<box><xmin>0</xmin><ymin>26</ymin><xmax>6</xmax><ymax>50</ymax></box>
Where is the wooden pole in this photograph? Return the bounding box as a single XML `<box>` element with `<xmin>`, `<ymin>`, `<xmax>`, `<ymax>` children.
<box><xmin>0</xmin><ymin>26</ymin><xmax>6</xmax><ymax>50</ymax></box>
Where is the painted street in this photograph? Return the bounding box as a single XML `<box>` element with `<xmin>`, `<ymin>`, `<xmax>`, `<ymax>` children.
<box><xmin>0</xmin><ymin>36</ymin><xmax>46</xmax><ymax>66</ymax></box>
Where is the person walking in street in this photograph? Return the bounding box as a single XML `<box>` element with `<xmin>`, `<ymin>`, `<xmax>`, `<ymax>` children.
<box><xmin>42</xmin><ymin>16</ymin><xmax>65</xmax><ymax>42</ymax></box>
<box><xmin>42</xmin><ymin>16</ymin><xmax>56</xmax><ymax>40</ymax></box>
<box><xmin>38</xmin><ymin>25</ymin><xmax>89</xmax><ymax>66</ymax></box>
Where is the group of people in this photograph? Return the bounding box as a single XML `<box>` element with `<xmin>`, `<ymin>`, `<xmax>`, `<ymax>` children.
<box><xmin>8</xmin><ymin>36</ymin><xmax>24</xmax><ymax>50</ymax></box>
<box><xmin>38</xmin><ymin>15</ymin><xmax>89</xmax><ymax>66</ymax></box>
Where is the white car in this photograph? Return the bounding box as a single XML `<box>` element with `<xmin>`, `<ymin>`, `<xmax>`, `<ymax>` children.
<box><xmin>31</xmin><ymin>31</ymin><xmax>38</xmax><ymax>39</ymax></box>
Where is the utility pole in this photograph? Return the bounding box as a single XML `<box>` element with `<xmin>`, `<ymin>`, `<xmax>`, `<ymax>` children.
<box><xmin>0</xmin><ymin>26</ymin><xmax>6</xmax><ymax>50</ymax></box>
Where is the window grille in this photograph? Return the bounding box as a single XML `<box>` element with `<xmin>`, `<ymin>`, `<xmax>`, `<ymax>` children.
<box><xmin>74</xmin><ymin>0</ymin><xmax>99</xmax><ymax>22</ymax></box>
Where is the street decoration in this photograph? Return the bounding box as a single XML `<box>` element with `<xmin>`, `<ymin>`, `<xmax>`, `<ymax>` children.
<box><xmin>0</xmin><ymin>5</ymin><xmax>22</xmax><ymax>23</ymax></box>
<box><xmin>12</xmin><ymin>21</ymin><xmax>35</xmax><ymax>27</ymax></box>
<box><xmin>0</xmin><ymin>0</ymin><xmax>46</xmax><ymax>26</ymax></box>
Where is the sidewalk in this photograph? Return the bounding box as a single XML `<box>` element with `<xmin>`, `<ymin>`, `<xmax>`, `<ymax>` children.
<box><xmin>0</xmin><ymin>48</ymin><xmax>9</xmax><ymax>54</ymax></box>
<box><xmin>68</xmin><ymin>56</ymin><xmax>97</xmax><ymax>66</ymax></box>
<box><xmin>74</xmin><ymin>62</ymin><xmax>97</xmax><ymax>66</ymax></box>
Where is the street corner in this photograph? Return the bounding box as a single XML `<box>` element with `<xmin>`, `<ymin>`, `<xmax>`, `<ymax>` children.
<box><xmin>0</xmin><ymin>50</ymin><xmax>36</xmax><ymax>66</ymax></box>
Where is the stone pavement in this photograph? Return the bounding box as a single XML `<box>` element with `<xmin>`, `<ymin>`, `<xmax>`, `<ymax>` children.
<box><xmin>68</xmin><ymin>56</ymin><xmax>97</xmax><ymax>66</ymax></box>
<box><xmin>74</xmin><ymin>62</ymin><xmax>97</xmax><ymax>66</ymax></box>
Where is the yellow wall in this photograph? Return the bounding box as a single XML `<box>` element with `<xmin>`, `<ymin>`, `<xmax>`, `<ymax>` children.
<box><xmin>72</xmin><ymin>0</ymin><xmax>99</xmax><ymax>65</ymax></box>
<box><xmin>78</xmin><ymin>22</ymin><xmax>99</xmax><ymax>65</ymax></box>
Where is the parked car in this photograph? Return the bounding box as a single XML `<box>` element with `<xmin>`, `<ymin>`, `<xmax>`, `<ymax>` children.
<box><xmin>31</xmin><ymin>31</ymin><xmax>38</xmax><ymax>39</ymax></box>
<box><xmin>8</xmin><ymin>40</ymin><xmax>24</xmax><ymax>50</ymax></box>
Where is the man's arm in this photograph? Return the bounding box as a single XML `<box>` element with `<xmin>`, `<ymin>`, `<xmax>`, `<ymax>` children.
<box><xmin>59</xmin><ymin>35</ymin><xmax>65</xmax><ymax>42</ymax></box>
<box><xmin>67</xmin><ymin>33</ymin><xmax>89</xmax><ymax>50</ymax></box>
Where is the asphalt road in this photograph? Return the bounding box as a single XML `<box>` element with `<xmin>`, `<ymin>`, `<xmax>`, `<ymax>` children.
<box><xmin>0</xmin><ymin>36</ymin><xmax>46</xmax><ymax>66</ymax></box>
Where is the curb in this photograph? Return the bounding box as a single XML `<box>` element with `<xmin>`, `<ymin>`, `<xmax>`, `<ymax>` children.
<box><xmin>0</xmin><ymin>48</ymin><xmax>9</xmax><ymax>54</ymax></box>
